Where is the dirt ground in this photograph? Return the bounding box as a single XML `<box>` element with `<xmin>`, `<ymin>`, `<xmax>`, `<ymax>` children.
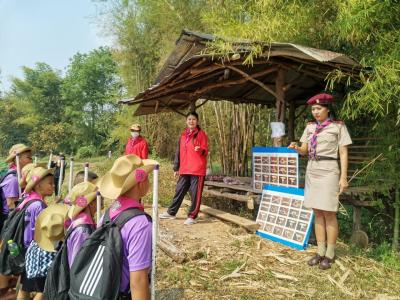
<box><xmin>155</xmin><ymin>206</ymin><xmax>400</xmax><ymax>300</ymax></box>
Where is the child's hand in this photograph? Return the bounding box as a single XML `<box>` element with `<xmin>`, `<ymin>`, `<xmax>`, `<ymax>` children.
<box><xmin>288</xmin><ymin>142</ymin><xmax>298</xmax><ymax>150</ymax></box>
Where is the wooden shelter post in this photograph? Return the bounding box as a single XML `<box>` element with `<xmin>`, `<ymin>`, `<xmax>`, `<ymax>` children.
<box><xmin>273</xmin><ymin>68</ymin><xmax>286</xmax><ymax>147</ymax></box>
<box><xmin>288</xmin><ymin>100</ymin><xmax>296</xmax><ymax>142</ymax></box>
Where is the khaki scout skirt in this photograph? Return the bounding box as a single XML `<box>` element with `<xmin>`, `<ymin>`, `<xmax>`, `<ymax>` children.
<box><xmin>304</xmin><ymin>160</ymin><xmax>340</xmax><ymax>212</ymax></box>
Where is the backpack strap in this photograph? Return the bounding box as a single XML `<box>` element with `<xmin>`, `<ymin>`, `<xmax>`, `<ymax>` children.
<box><xmin>65</xmin><ymin>223</ymin><xmax>94</xmax><ymax>241</ymax></box>
<box><xmin>113</xmin><ymin>208</ymin><xmax>151</xmax><ymax>229</ymax></box>
<box><xmin>18</xmin><ymin>199</ymin><xmax>45</xmax><ymax>212</ymax></box>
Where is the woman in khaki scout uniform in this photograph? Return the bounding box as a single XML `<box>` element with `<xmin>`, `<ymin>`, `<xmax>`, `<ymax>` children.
<box><xmin>289</xmin><ymin>93</ymin><xmax>352</xmax><ymax>270</ymax></box>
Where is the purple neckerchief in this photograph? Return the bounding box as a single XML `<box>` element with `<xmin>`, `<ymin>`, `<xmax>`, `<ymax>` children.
<box><xmin>185</xmin><ymin>127</ymin><xmax>198</xmax><ymax>145</ymax></box>
<box><xmin>9</xmin><ymin>164</ymin><xmax>17</xmax><ymax>170</ymax></box>
<box><xmin>17</xmin><ymin>191</ymin><xmax>45</xmax><ymax>210</ymax></box>
<box><xmin>308</xmin><ymin>119</ymin><xmax>333</xmax><ymax>159</ymax></box>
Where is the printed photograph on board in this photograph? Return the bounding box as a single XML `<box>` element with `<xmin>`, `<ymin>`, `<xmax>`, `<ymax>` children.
<box><xmin>288</xmin><ymin>177</ymin><xmax>297</xmax><ymax>187</ymax></box>
<box><xmin>255</xmin><ymin>182</ymin><xmax>262</xmax><ymax>190</ymax></box>
<box><xmin>299</xmin><ymin>211</ymin><xmax>311</xmax><ymax>221</ymax></box>
<box><xmin>286</xmin><ymin>219</ymin><xmax>297</xmax><ymax>229</ymax></box>
<box><xmin>288</xmin><ymin>157</ymin><xmax>297</xmax><ymax>165</ymax></box>
<box><xmin>289</xmin><ymin>209</ymin><xmax>300</xmax><ymax>219</ymax></box>
<box><xmin>273</xmin><ymin>226</ymin><xmax>284</xmax><ymax>236</ymax></box>
<box><xmin>255</xmin><ymin>173</ymin><xmax>262</xmax><ymax>181</ymax></box>
<box><xmin>271</xmin><ymin>175</ymin><xmax>278</xmax><ymax>184</ymax></box>
<box><xmin>281</xmin><ymin>197</ymin><xmax>291</xmax><ymax>206</ymax></box>
<box><xmin>271</xmin><ymin>195</ymin><xmax>281</xmax><ymax>204</ymax></box>
<box><xmin>262</xmin><ymin>157</ymin><xmax>269</xmax><ymax>164</ymax></box>
<box><xmin>269</xmin><ymin>205</ymin><xmax>279</xmax><ymax>214</ymax></box>
<box><xmin>264</xmin><ymin>223</ymin><xmax>274</xmax><ymax>233</ymax></box>
<box><xmin>293</xmin><ymin>232</ymin><xmax>305</xmax><ymax>243</ymax></box>
<box><xmin>279</xmin><ymin>176</ymin><xmax>288</xmax><ymax>185</ymax></box>
<box><xmin>262</xmin><ymin>165</ymin><xmax>269</xmax><ymax>173</ymax></box>
<box><xmin>288</xmin><ymin>167</ymin><xmax>296</xmax><ymax>176</ymax></box>
<box><xmin>267</xmin><ymin>214</ymin><xmax>277</xmax><ymax>224</ymax></box>
<box><xmin>278</xmin><ymin>206</ymin><xmax>289</xmax><ymax>216</ymax></box>
<box><xmin>279</xmin><ymin>157</ymin><xmax>287</xmax><ymax>165</ymax></box>
<box><xmin>270</xmin><ymin>166</ymin><xmax>278</xmax><ymax>174</ymax></box>
<box><xmin>296</xmin><ymin>221</ymin><xmax>308</xmax><ymax>232</ymax></box>
<box><xmin>291</xmin><ymin>199</ymin><xmax>302</xmax><ymax>208</ymax></box>
<box><xmin>279</xmin><ymin>166</ymin><xmax>287</xmax><ymax>175</ymax></box>
<box><xmin>277</xmin><ymin>216</ymin><xmax>286</xmax><ymax>226</ymax></box>
<box><xmin>270</xmin><ymin>156</ymin><xmax>278</xmax><ymax>165</ymax></box>
<box><xmin>283</xmin><ymin>229</ymin><xmax>294</xmax><ymax>239</ymax></box>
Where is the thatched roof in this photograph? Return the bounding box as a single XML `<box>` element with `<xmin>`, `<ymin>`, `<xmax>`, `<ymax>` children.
<box><xmin>121</xmin><ymin>30</ymin><xmax>362</xmax><ymax>116</ymax></box>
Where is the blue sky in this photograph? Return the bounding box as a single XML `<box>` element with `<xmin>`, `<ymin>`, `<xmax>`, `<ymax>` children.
<box><xmin>0</xmin><ymin>0</ymin><xmax>111</xmax><ymax>91</ymax></box>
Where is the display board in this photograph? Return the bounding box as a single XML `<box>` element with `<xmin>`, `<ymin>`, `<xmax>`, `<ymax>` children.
<box><xmin>252</xmin><ymin>147</ymin><xmax>299</xmax><ymax>191</ymax></box>
<box><xmin>256</xmin><ymin>185</ymin><xmax>313</xmax><ymax>250</ymax></box>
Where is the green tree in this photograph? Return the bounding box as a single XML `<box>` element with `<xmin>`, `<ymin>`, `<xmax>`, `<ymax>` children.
<box><xmin>62</xmin><ymin>47</ymin><xmax>122</xmax><ymax>153</ymax></box>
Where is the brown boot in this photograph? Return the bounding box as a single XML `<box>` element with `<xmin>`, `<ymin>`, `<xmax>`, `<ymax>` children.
<box><xmin>307</xmin><ymin>254</ymin><xmax>324</xmax><ymax>266</ymax></box>
<box><xmin>319</xmin><ymin>256</ymin><xmax>335</xmax><ymax>270</ymax></box>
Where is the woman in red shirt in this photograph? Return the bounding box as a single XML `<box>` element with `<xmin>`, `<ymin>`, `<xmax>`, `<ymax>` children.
<box><xmin>160</xmin><ymin>112</ymin><xmax>208</xmax><ymax>225</ymax></box>
<box><xmin>125</xmin><ymin>123</ymin><xmax>149</xmax><ymax>159</ymax></box>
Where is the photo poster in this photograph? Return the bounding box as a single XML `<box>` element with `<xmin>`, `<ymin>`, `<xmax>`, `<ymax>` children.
<box><xmin>255</xmin><ymin>185</ymin><xmax>314</xmax><ymax>250</ymax></box>
<box><xmin>252</xmin><ymin>147</ymin><xmax>299</xmax><ymax>191</ymax></box>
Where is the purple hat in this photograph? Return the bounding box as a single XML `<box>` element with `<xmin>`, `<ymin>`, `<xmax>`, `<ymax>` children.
<box><xmin>307</xmin><ymin>93</ymin><xmax>333</xmax><ymax>105</ymax></box>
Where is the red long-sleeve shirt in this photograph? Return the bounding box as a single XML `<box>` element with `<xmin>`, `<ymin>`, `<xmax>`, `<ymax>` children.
<box><xmin>125</xmin><ymin>136</ymin><xmax>149</xmax><ymax>159</ymax></box>
<box><xmin>173</xmin><ymin>128</ymin><xmax>208</xmax><ymax>176</ymax></box>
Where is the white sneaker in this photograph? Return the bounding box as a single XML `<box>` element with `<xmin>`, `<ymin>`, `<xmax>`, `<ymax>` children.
<box><xmin>159</xmin><ymin>212</ymin><xmax>176</xmax><ymax>219</ymax></box>
<box><xmin>184</xmin><ymin>218</ymin><xmax>196</xmax><ymax>225</ymax></box>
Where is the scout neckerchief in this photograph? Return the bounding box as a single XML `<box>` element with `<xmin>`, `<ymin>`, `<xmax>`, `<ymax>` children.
<box><xmin>69</xmin><ymin>211</ymin><xmax>95</xmax><ymax>229</ymax></box>
<box><xmin>308</xmin><ymin>119</ymin><xmax>333</xmax><ymax>159</ymax></box>
<box><xmin>17</xmin><ymin>190</ymin><xmax>46</xmax><ymax>210</ymax></box>
<box><xmin>185</xmin><ymin>127</ymin><xmax>199</xmax><ymax>144</ymax></box>
<box><xmin>109</xmin><ymin>195</ymin><xmax>144</xmax><ymax>220</ymax></box>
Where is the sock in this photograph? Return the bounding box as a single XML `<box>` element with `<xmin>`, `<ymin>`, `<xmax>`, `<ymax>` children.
<box><xmin>325</xmin><ymin>244</ymin><xmax>335</xmax><ymax>259</ymax></box>
<box><xmin>317</xmin><ymin>241</ymin><xmax>327</xmax><ymax>257</ymax></box>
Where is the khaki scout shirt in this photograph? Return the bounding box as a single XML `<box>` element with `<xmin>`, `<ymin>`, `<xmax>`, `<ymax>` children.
<box><xmin>300</xmin><ymin>121</ymin><xmax>352</xmax><ymax>159</ymax></box>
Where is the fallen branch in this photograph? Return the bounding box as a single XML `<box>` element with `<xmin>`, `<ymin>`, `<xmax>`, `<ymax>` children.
<box><xmin>157</xmin><ymin>238</ymin><xmax>187</xmax><ymax>264</ymax></box>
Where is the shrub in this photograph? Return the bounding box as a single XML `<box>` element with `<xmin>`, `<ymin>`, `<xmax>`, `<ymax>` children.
<box><xmin>76</xmin><ymin>145</ymin><xmax>97</xmax><ymax>159</ymax></box>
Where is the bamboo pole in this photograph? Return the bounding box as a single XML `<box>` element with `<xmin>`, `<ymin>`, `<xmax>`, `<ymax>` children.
<box><xmin>15</xmin><ymin>154</ymin><xmax>22</xmax><ymax>198</ymax></box>
<box><xmin>151</xmin><ymin>165</ymin><xmax>159</xmax><ymax>300</ymax></box>
<box><xmin>68</xmin><ymin>157</ymin><xmax>74</xmax><ymax>193</ymax></box>
<box><xmin>84</xmin><ymin>163</ymin><xmax>89</xmax><ymax>182</ymax></box>
<box><xmin>57</xmin><ymin>157</ymin><xmax>65</xmax><ymax>198</ymax></box>
<box><xmin>47</xmin><ymin>151</ymin><xmax>53</xmax><ymax>169</ymax></box>
<box><xmin>393</xmin><ymin>185</ymin><xmax>399</xmax><ymax>251</ymax></box>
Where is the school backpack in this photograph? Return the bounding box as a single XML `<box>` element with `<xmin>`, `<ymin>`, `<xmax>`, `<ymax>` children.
<box><xmin>44</xmin><ymin>224</ymin><xmax>94</xmax><ymax>300</ymax></box>
<box><xmin>0</xmin><ymin>170</ymin><xmax>17</xmax><ymax>216</ymax></box>
<box><xmin>69</xmin><ymin>208</ymin><xmax>152</xmax><ymax>300</ymax></box>
<box><xmin>0</xmin><ymin>199</ymin><xmax>45</xmax><ymax>275</ymax></box>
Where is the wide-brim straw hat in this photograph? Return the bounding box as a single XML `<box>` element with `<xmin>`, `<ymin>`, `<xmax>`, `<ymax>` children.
<box><xmin>19</xmin><ymin>162</ymin><xmax>47</xmax><ymax>187</ymax></box>
<box><xmin>66</xmin><ymin>181</ymin><xmax>98</xmax><ymax>219</ymax></box>
<box><xmin>34</xmin><ymin>204</ymin><xmax>69</xmax><ymax>252</ymax></box>
<box><xmin>130</xmin><ymin>123</ymin><xmax>141</xmax><ymax>131</ymax></box>
<box><xmin>19</xmin><ymin>163</ymin><xmax>35</xmax><ymax>187</ymax></box>
<box><xmin>6</xmin><ymin>144</ymin><xmax>31</xmax><ymax>163</ymax></box>
<box><xmin>24</xmin><ymin>167</ymin><xmax>54</xmax><ymax>193</ymax></box>
<box><xmin>97</xmin><ymin>155</ymin><xmax>158</xmax><ymax>200</ymax></box>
